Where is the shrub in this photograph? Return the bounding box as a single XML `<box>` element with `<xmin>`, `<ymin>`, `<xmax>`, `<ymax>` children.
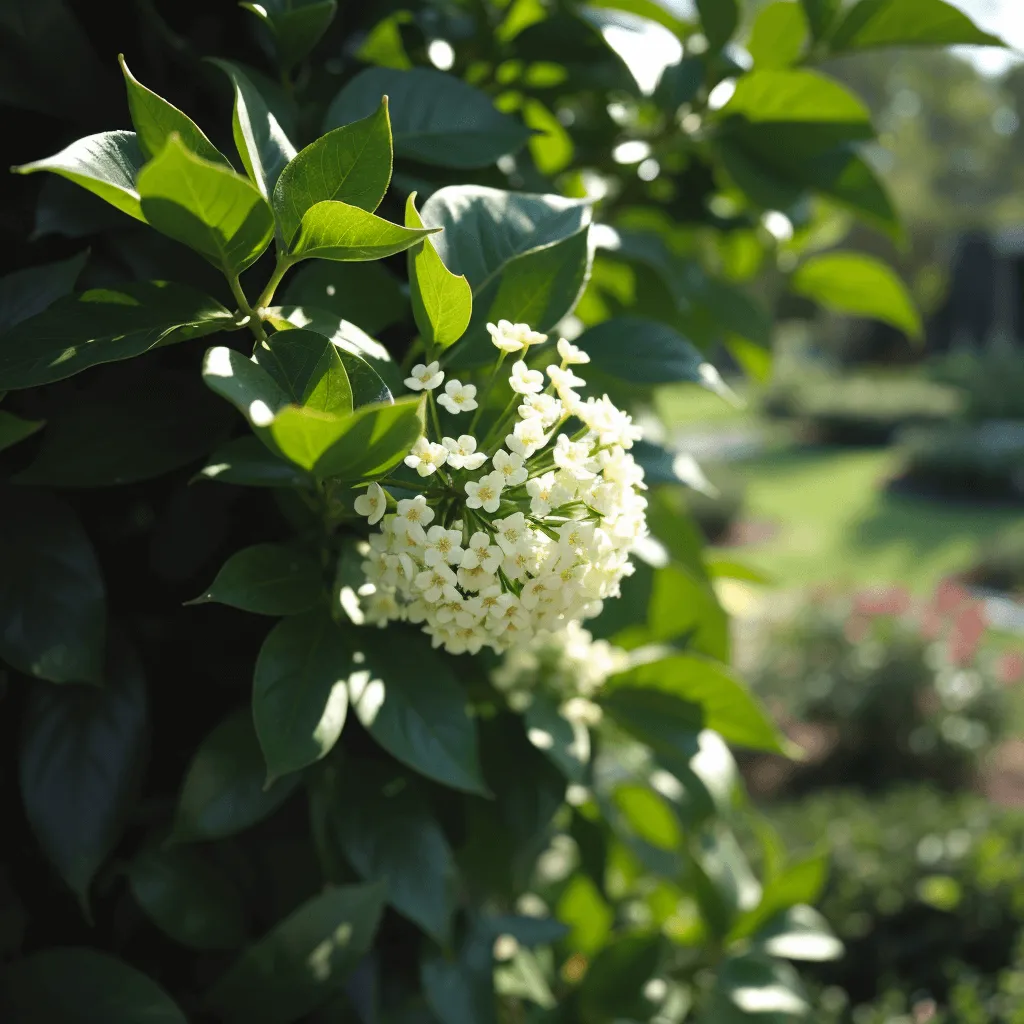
<box><xmin>964</xmin><ymin>521</ymin><xmax>1024</xmax><ymax>596</ymax></box>
<box><xmin>930</xmin><ymin>349</ymin><xmax>1024</xmax><ymax>423</ymax></box>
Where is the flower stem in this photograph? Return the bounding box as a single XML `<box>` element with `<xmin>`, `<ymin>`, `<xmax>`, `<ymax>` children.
<box><xmin>228</xmin><ymin>273</ymin><xmax>268</xmax><ymax>344</ymax></box>
<box><xmin>480</xmin><ymin>392</ymin><xmax>522</xmax><ymax>451</ymax></box>
<box><xmin>255</xmin><ymin>254</ymin><xmax>295</xmax><ymax>312</ymax></box>
<box><xmin>468</xmin><ymin>351</ymin><xmax>507</xmax><ymax>435</ymax></box>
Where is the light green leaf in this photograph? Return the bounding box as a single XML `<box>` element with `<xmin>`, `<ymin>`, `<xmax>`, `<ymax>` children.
<box><xmin>647</xmin><ymin>562</ymin><xmax>730</xmax><ymax>660</ymax></box>
<box><xmin>729</xmin><ymin>853</ymin><xmax>829</xmax><ymax>941</ymax></box>
<box><xmin>748</xmin><ymin>2</ymin><xmax>810</xmax><ymax>68</ymax></box>
<box><xmin>12</xmin><ymin>131</ymin><xmax>147</xmax><ymax>222</ymax></box>
<box><xmin>242</xmin><ymin>0</ymin><xmax>338</xmax><ymax>70</ymax></box>
<box><xmin>696</xmin><ymin>0</ymin><xmax>738</xmax><ymax>48</ymax></box>
<box><xmin>613</xmin><ymin>783</ymin><xmax>683</xmax><ymax>851</ymax></box>
<box><xmin>289</xmin><ymin>200</ymin><xmax>436</xmax><ymax>262</ymax></box>
<box><xmin>698</xmin><ymin>954</ymin><xmax>809</xmax><ymax>1022</ymax></box>
<box><xmin>791</xmin><ymin>250</ymin><xmax>922</xmax><ymax>337</ymax></box>
<box><xmin>2</xmin><ymin>948</ymin><xmax>186</xmax><ymax>1024</ymax></box>
<box><xmin>119</xmin><ymin>55</ymin><xmax>226</xmax><ymax>164</ymax></box>
<box><xmin>0</xmin><ymin>250</ymin><xmax>87</xmax><ymax>333</ymax></box>
<box><xmin>197</xmin><ymin>436</ymin><xmax>314</xmax><ymax>488</ymax></box>
<box><xmin>190</xmin><ymin>543</ymin><xmax>323</xmax><ymax>615</ymax></box>
<box><xmin>202</xmin><ymin>346</ymin><xmax>289</xmax><ymax>429</ymax></box>
<box><xmin>0</xmin><ymin>411</ymin><xmax>44</xmax><ymax>453</ymax></box>
<box><xmin>325</xmin><ymin>67</ymin><xmax>532</xmax><ymax>169</ymax></box>
<box><xmin>138</xmin><ymin>135</ymin><xmax>274</xmax><ymax>273</ymax></box>
<box><xmin>719</xmin><ymin>68</ymin><xmax>872</xmax><ymax>128</ymax></box>
<box><xmin>829</xmin><ymin>0</ymin><xmax>1005</xmax><ymax>52</ymax></box>
<box><xmin>255</xmin><ymin>328</ymin><xmax>353</xmax><ymax>415</ymax></box>
<box><xmin>205</xmin><ymin>881</ymin><xmax>386</xmax><ymax>1024</ymax></box>
<box><xmin>253</xmin><ymin>609</ymin><xmax>352</xmax><ymax>779</ymax></box>
<box><xmin>557</xmin><ymin>875</ymin><xmax>613</xmax><ymax>955</ymax></box>
<box><xmin>209</xmin><ymin>58</ymin><xmax>297</xmax><ymax>200</ymax></box>
<box><xmin>406</xmin><ymin>192</ymin><xmax>472</xmax><ymax>350</ymax></box>
<box><xmin>171</xmin><ymin>710</ymin><xmax>300</xmax><ymax>843</ymax></box>
<box><xmin>751</xmin><ymin>905</ymin><xmax>844</xmax><ymax>962</ymax></box>
<box><xmin>272</xmin><ymin>99</ymin><xmax>392</xmax><ymax>245</ymax></box>
<box><xmin>282</xmin><ymin>260</ymin><xmax>407</xmax><ymax>336</ymax></box>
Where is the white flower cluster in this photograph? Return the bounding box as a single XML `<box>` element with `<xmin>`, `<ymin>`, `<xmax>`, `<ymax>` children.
<box><xmin>352</xmin><ymin>321</ymin><xmax>647</xmax><ymax>655</ymax></box>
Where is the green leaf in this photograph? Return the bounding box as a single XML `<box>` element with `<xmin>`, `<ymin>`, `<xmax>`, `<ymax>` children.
<box><xmin>253</xmin><ymin>609</ymin><xmax>352</xmax><ymax>779</ymax></box>
<box><xmin>138</xmin><ymin>135</ymin><xmax>275</xmax><ymax>274</ymax></box>
<box><xmin>801</xmin><ymin>0</ymin><xmax>840</xmax><ymax>38</ymax></box>
<box><xmin>578</xmin><ymin>8</ymin><xmax>684</xmax><ymax>96</ymax></box>
<box><xmin>557</xmin><ymin>875</ymin><xmax>613</xmax><ymax>955</ymax></box>
<box><xmin>607</xmin><ymin>654</ymin><xmax>785</xmax><ymax>753</ymax></box>
<box><xmin>0</xmin><ymin>251</ymin><xmax>87</xmax><ymax>333</ymax></box>
<box><xmin>198</xmin><ymin>436</ymin><xmax>314</xmax><ymax>488</ymax></box>
<box><xmin>171</xmin><ymin>710</ymin><xmax>300</xmax><ymax>843</ymax></box>
<box><xmin>601</xmin><ymin>686</ymin><xmax>703</xmax><ymax>761</ymax></box>
<box><xmin>719</xmin><ymin>68</ymin><xmax>872</xmax><ymax>128</ymax></box>
<box><xmin>270</xmin><ymin>395</ymin><xmax>423</xmax><ymax>479</ymax></box>
<box><xmin>326</xmin><ymin>761</ymin><xmax>457</xmax><ymax>942</ymax></box>
<box><xmin>406</xmin><ymin>193</ymin><xmax>472</xmax><ymax>350</ymax></box>
<box><xmin>272</xmin><ymin>99</ymin><xmax>393</xmax><ymax>246</ymax></box>
<box><xmin>12</xmin><ymin>131</ymin><xmax>147</xmax><ymax>223</ymax></box>
<box><xmin>696</xmin><ymin>0</ymin><xmax>738</xmax><ymax>48</ymax></box>
<box><xmin>698</xmin><ymin>954</ymin><xmax>809</xmax><ymax>1023</ymax></box>
<box><xmin>1</xmin><ymin>948</ymin><xmax>186</xmax><ymax>1024</ymax></box>
<box><xmin>647</xmin><ymin>562</ymin><xmax>730</xmax><ymax>661</ymax></box>
<box><xmin>348</xmin><ymin>627</ymin><xmax>487</xmax><ymax>794</ymax></box>
<box><xmin>191</xmin><ymin>543</ymin><xmax>323</xmax><ymax>615</ymax></box>
<box><xmin>325</xmin><ymin>67</ymin><xmax>532</xmax><ymax>169</ymax></box>
<box><xmin>729</xmin><ymin>853</ymin><xmax>829</xmax><ymax>941</ymax></box>
<box><xmin>255</xmin><ymin>328</ymin><xmax>353</xmax><ymax>415</ymax></box>
<box><xmin>0</xmin><ymin>411</ymin><xmax>44</xmax><ymax>453</ymax></box>
<box><xmin>202</xmin><ymin>345</ymin><xmax>289</xmax><ymax>428</ymax></box>
<box><xmin>791</xmin><ymin>251</ymin><xmax>922</xmax><ymax>337</ymax></box>
<box><xmin>205</xmin><ymin>881</ymin><xmax>386</xmax><ymax>1024</ymax></box>
<box><xmin>524</xmin><ymin>693</ymin><xmax>589</xmax><ymax>783</ymax></box>
<box><xmin>209</xmin><ymin>58</ymin><xmax>297</xmax><ymax>200</ymax></box>
<box><xmin>578</xmin><ymin>934</ymin><xmax>663</xmax><ymax>1021</ymax></box>
<box><xmin>128</xmin><ymin>847</ymin><xmax>247</xmax><ymax>951</ymax></box>
<box><xmin>242</xmin><ymin>0</ymin><xmax>338</xmax><ymax>70</ymax></box>
<box><xmin>421</xmin><ymin>919</ymin><xmax>498</xmax><ymax>1024</ymax></box>
<box><xmin>0</xmin><ymin>488</ymin><xmax>105</xmax><ymax>684</ymax></box>
<box><xmin>288</xmin><ymin>200</ymin><xmax>435</xmax><ymax>262</ymax></box>
<box><xmin>829</xmin><ymin>0</ymin><xmax>1005</xmax><ymax>52</ymax></box>
<box><xmin>748</xmin><ymin>2</ymin><xmax>810</xmax><ymax>68</ymax></box>
<box><xmin>282</xmin><ymin>260</ymin><xmax>407</xmax><ymax>336</ymax></box>
<box><xmin>19</xmin><ymin>638</ymin><xmax>147</xmax><ymax>908</ymax></box>
<box><xmin>0</xmin><ymin>280</ymin><xmax>233</xmax><ymax>391</ymax></box>
<box><xmin>613</xmin><ymin>783</ymin><xmax>684</xmax><ymax>851</ymax></box>
<box><xmin>751</xmin><ymin>904</ymin><xmax>844</xmax><ymax>962</ymax></box>
<box><xmin>119</xmin><ymin>55</ymin><xmax>225</xmax><ymax>164</ymax></box>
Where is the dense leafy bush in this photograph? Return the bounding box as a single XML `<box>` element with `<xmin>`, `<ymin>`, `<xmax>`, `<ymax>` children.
<box><xmin>965</xmin><ymin>521</ymin><xmax>1024</xmax><ymax>596</ymax></box>
<box><xmin>930</xmin><ymin>349</ymin><xmax>1024</xmax><ymax>423</ymax></box>
<box><xmin>0</xmin><ymin>0</ymin><xmax>1006</xmax><ymax>1021</ymax></box>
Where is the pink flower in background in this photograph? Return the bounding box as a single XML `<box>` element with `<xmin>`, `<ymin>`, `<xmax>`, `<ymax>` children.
<box><xmin>948</xmin><ymin>602</ymin><xmax>987</xmax><ymax>667</ymax></box>
<box><xmin>854</xmin><ymin>585</ymin><xmax>912</xmax><ymax>618</ymax></box>
<box><xmin>844</xmin><ymin>614</ymin><xmax>871</xmax><ymax>643</ymax></box>
<box><xmin>997</xmin><ymin>651</ymin><xmax>1024</xmax><ymax>687</ymax></box>
<box><xmin>936</xmin><ymin>579</ymin><xmax>969</xmax><ymax>615</ymax></box>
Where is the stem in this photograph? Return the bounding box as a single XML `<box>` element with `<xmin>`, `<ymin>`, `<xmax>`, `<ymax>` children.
<box><xmin>228</xmin><ymin>273</ymin><xmax>268</xmax><ymax>343</ymax></box>
<box><xmin>468</xmin><ymin>351</ymin><xmax>507</xmax><ymax>435</ymax></box>
<box><xmin>480</xmin><ymin>392</ymin><xmax>522</xmax><ymax>451</ymax></box>
<box><xmin>255</xmin><ymin>255</ymin><xmax>295</xmax><ymax>311</ymax></box>
<box><xmin>427</xmin><ymin>392</ymin><xmax>446</xmax><ymax>441</ymax></box>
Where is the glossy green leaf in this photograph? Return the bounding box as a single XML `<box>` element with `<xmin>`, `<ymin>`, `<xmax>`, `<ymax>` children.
<box><xmin>608</xmin><ymin>654</ymin><xmax>785</xmax><ymax>753</ymax></box>
<box><xmin>205</xmin><ymin>881</ymin><xmax>386</xmax><ymax>1024</ymax></box>
<box><xmin>271</xmin><ymin>395</ymin><xmax>423</xmax><ymax>479</ymax></box>
<box><xmin>138</xmin><ymin>135</ymin><xmax>274</xmax><ymax>273</ymax></box>
<box><xmin>696</xmin><ymin>0</ymin><xmax>738</xmax><ymax>48</ymax></box>
<box><xmin>792</xmin><ymin>250</ymin><xmax>922</xmax><ymax>337</ymax></box>
<box><xmin>602</xmin><ymin>685</ymin><xmax>703</xmax><ymax>760</ymax></box>
<box><xmin>198</xmin><ymin>436</ymin><xmax>314</xmax><ymax>488</ymax></box>
<box><xmin>128</xmin><ymin>847</ymin><xmax>247</xmax><ymax>951</ymax></box>
<box><xmin>801</xmin><ymin>0</ymin><xmax>840</xmax><ymax>38</ymax></box>
<box><xmin>0</xmin><ymin>411</ymin><xmax>44</xmax><ymax>453</ymax></box>
<box><xmin>1</xmin><ymin>948</ymin><xmax>186</xmax><ymax>1024</ymax></box>
<box><xmin>12</xmin><ymin>131</ymin><xmax>147</xmax><ymax>222</ymax></box>
<box><xmin>242</xmin><ymin>0</ymin><xmax>338</xmax><ymax>69</ymax></box>
<box><xmin>289</xmin><ymin>200</ymin><xmax>436</xmax><ymax>262</ymax></box>
<box><xmin>282</xmin><ymin>260</ymin><xmax>407</xmax><ymax>336</ymax></box>
<box><xmin>751</xmin><ymin>904</ymin><xmax>844</xmax><ymax>962</ymax></box>
<box><xmin>0</xmin><ymin>488</ymin><xmax>105</xmax><ymax>684</ymax></box>
<box><xmin>253</xmin><ymin>609</ymin><xmax>352</xmax><ymax>779</ymax></box>
<box><xmin>829</xmin><ymin>0</ymin><xmax>1005</xmax><ymax>52</ymax></box>
<box><xmin>202</xmin><ymin>345</ymin><xmax>289</xmax><ymax>428</ymax></box>
<box><xmin>730</xmin><ymin>853</ymin><xmax>829</xmax><ymax>941</ymax></box>
<box><xmin>578</xmin><ymin>7</ymin><xmax>683</xmax><ymax>96</ymax></box>
<box><xmin>647</xmin><ymin>562</ymin><xmax>730</xmax><ymax>660</ymax></box>
<box><xmin>171</xmin><ymin>710</ymin><xmax>300</xmax><ymax>843</ymax></box>
<box><xmin>209</xmin><ymin>58</ymin><xmax>297</xmax><ymax>199</ymax></box>
<box><xmin>0</xmin><ymin>251</ymin><xmax>87</xmax><ymax>334</ymax></box>
<box><xmin>698</xmin><ymin>954</ymin><xmax>809</xmax><ymax>1022</ymax></box>
<box><xmin>406</xmin><ymin>192</ymin><xmax>472</xmax><ymax>350</ymax></box>
<box><xmin>190</xmin><ymin>543</ymin><xmax>323</xmax><ymax>615</ymax></box>
<box><xmin>273</xmin><ymin>99</ymin><xmax>392</xmax><ymax>245</ymax></box>
<box><xmin>119</xmin><ymin>56</ymin><xmax>225</xmax><ymax>164</ymax></box>
<box><xmin>748</xmin><ymin>2</ymin><xmax>809</xmax><ymax>68</ymax></box>
<box><xmin>255</xmin><ymin>328</ymin><xmax>353</xmax><ymax>415</ymax></box>
<box><xmin>19</xmin><ymin>638</ymin><xmax>147</xmax><ymax>907</ymax></box>
<box><xmin>719</xmin><ymin>68</ymin><xmax>872</xmax><ymax>127</ymax></box>
<box><xmin>325</xmin><ymin>67</ymin><xmax>531</xmax><ymax>169</ymax></box>
<box><xmin>348</xmin><ymin>627</ymin><xmax>487</xmax><ymax>794</ymax></box>
<box><xmin>334</xmin><ymin>348</ymin><xmax>393</xmax><ymax>407</ymax></box>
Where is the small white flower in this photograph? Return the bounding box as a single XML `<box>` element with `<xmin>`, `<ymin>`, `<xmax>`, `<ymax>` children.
<box><xmin>415</xmin><ymin>563</ymin><xmax>457</xmax><ymax>602</ymax></box>
<box><xmin>353</xmin><ymin>481</ymin><xmax>386</xmax><ymax>525</ymax></box>
<box><xmin>396</xmin><ymin>495</ymin><xmax>434</xmax><ymax>528</ymax></box>
<box><xmin>464</xmin><ymin>471</ymin><xmax>504</xmax><ymax>513</ymax></box>
<box><xmin>552</xmin><ymin>434</ymin><xmax>596</xmax><ymax>480</ymax></box>
<box><xmin>526</xmin><ymin>473</ymin><xmax>555</xmax><ymax>517</ymax></box>
<box><xmin>437</xmin><ymin>379</ymin><xmax>478</xmax><ymax>414</ymax></box>
<box><xmin>487</xmin><ymin>320</ymin><xmax>547</xmax><ymax>353</ymax></box>
<box><xmin>509</xmin><ymin>360</ymin><xmax>545</xmax><ymax>395</ymax></box>
<box><xmin>493</xmin><ymin>512</ymin><xmax>530</xmax><ymax>555</ymax></box>
<box><xmin>518</xmin><ymin>392</ymin><xmax>563</xmax><ymax>428</ymax></box>
<box><xmin>492</xmin><ymin>449</ymin><xmax>528</xmax><ymax>486</ymax></box>
<box><xmin>404</xmin><ymin>361</ymin><xmax>444</xmax><ymax>391</ymax></box>
<box><xmin>443</xmin><ymin>435</ymin><xmax>487</xmax><ymax>471</ymax></box>
<box><xmin>461</xmin><ymin>532</ymin><xmax>502</xmax><ymax>573</ymax></box>
<box><xmin>404</xmin><ymin>437</ymin><xmax>449</xmax><ymax>477</ymax></box>
<box><xmin>423</xmin><ymin>524</ymin><xmax>465</xmax><ymax>567</ymax></box>
<box><xmin>506</xmin><ymin>417</ymin><xmax>547</xmax><ymax>459</ymax></box>
<box><xmin>557</xmin><ymin>337</ymin><xmax>590</xmax><ymax>365</ymax></box>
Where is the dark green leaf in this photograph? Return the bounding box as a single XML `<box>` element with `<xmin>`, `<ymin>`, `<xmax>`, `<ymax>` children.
<box><xmin>205</xmin><ymin>881</ymin><xmax>386</xmax><ymax>1024</ymax></box>
<box><xmin>289</xmin><ymin>200</ymin><xmax>435</xmax><ymax>262</ymax></box>
<box><xmin>242</xmin><ymin>0</ymin><xmax>338</xmax><ymax>70</ymax></box>
<box><xmin>138</xmin><ymin>135</ymin><xmax>274</xmax><ymax>273</ymax></box>
<box><xmin>655</xmin><ymin>56</ymin><xmax>706</xmax><ymax>112</ymax></box>
<box><xmin>253</xmin><ymin>609</ymin><xmax>352</xmax><ymax>779</ymax></box>
<box><xmin>209</xmin><ymin>58</ymin><xmax>297</xmax><ymax>200</ymax></box>
<box><xmin>349</xmin><ymin>627</ymin><xmax>487</xmax><ymax>794</ymax></box>
<box><xmin>696</xmin><ymin>0</ymin><xmax>738</xmax><ymax>48</ymax></box>
<box><xmin>128</xmin><ymin>847</ymin><xmax>247</xmax><ymax>951</ymax></box>
<box><xmin>19</xmin><ymin>637</ymin><xmax>147</xmax><ymax>907</ymax></box>
<box><xmin>12</xmin><ymin>131</ymin><xmax>147</xmax><ymax>223</ymax></box>
<box><xmin>1</xmin><ymin>948</ymin><xmax>186</xmax><ymax>1024</ymax></box>
<box><xmin>202</xmin><ymin>345</ymin><xmax>289</xmax><ymax>428</ymax></box>
<box><xmin>272</xmin><ymin>99</ymin><xmax>392</xmax><ymax>245</ymax></box>
<box><xmin>282</xmin><ymin>260</ymin><xmax>407</xmax><ymax>336</ymax></box>
<box><xmin>0</xmin><ymin>251</ymin><xmax>87</xmax><ymax>333</ymax></box>
<box><xmin>578</xmin><ymin>8</ymin><xmax>684</xmax><ymax>96</ymax></box>
<box><xmin>191</xmin><ymin>543</ymin><xmax>323</xmax><ymax>615</ymax></box>
<box><xmin>406</xmin><ymin>193</ymin><xmax>472</xmax><ymax>350</ymax></box>
<box><xmin>198</xmin><ymin>435</ymin><xmax>313</xmax><ymax>488</ymax></box>
<box><xmin>578</xmin><ymin>933</ymin><xmax>663</xmax><ymax>1020</ymax></box>
<box><xmin>0</xmin><ymin>281</ymin><xmax>232</xmax><ymax>390</ymax></box>
<box><xmin>801</xmin><ymin>0</ymin><xmax>840</xmax><ymax>38</ymax></box>
<box><xmin>484</xmin><ymin>914</ymin><xmax>569</xmax><ymax>948</ymax></box>
<box><xmin>751</xmin><ymin>904</ymin><xmax>843</xmax><ymax>962</ymax></box>
<box><xmin>255</xmin><ymin>328</ymin><xmax>353</xmax><ymax>415</ymax></box>
<box><xmin>0</xmin><ymin>411</ymin><xmax>44</xmax><ymax>453</ymax></box>
<box><xmin>0</xmin><ymin>488</ymin><xmax>105</xmax><ymax>684</ymax></box>
<box><xmin>326</xmin><ymin>67</ymin><xmax>532</xmax><ymax>169</ymax></box>
<box><xmin>792</xmin><ymin>250</ymin><xmax>922</xmax><ymax>337</ymax></box>
<box><xmin>171</xmin><ymin>710</ymin><xmax>300</xmax><ymax>843</ymax></box>
<box><xmin>829</xmin><ymin>0</ymin><xmax>1005</xmax><ymax>52</ymax></box>
<box><xmin>748</xmin><ymin>2</ymin><xmax>809</xmax><ymax>68</ymax></box>
<box><xmin>421</xmin><ymin>919</ymin><xmax>497</xmax><ymax>1024</ymax></box>
<box><xmin>524</xmin><ymin>693</ymin><xmax>589</xmax><ymax>783</ymax></box>
<box><xmin>335</xmin><ymin>348</ymin><xmax>393</xmax><ymax>407</ymax></box>
<box><xmin>698</xmin><ymin>954</ymin><xmax>809</xmax><ymax>1022</ymax></box>
<box><xmin>602</xmin><ymin>686</ymin><xmax>703</xmax><ymax>760</ymax></box>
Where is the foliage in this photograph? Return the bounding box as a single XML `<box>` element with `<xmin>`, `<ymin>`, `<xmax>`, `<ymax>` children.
<box><xmin>0</xmin><ymin>0</ymin><xmax>1005</xmax><ymax>1021</ymax></box>
<box><xmin>965</xmin><ymin>521</ymin><xmax>1024</xmax><ymax>597</ymax></box>
<box><xmin>929</xmin><ymin>349</ymin><xmax>1024</xmax><ymax>423</ymax></box>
